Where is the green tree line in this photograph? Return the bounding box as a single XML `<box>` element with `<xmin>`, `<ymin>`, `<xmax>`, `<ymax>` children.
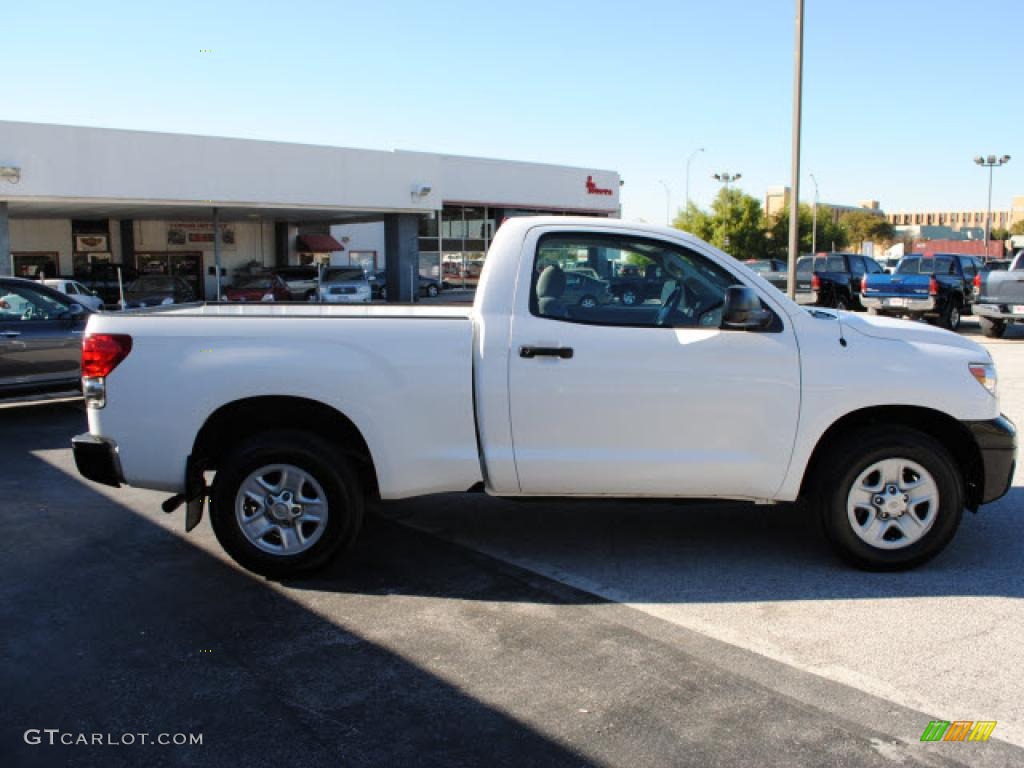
<box><xmin>672</xmin><ymin>188</ymin><xmax>895</xmax><ymax>260</ymax></box>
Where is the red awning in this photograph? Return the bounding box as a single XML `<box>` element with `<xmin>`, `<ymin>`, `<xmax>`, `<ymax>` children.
<box><xmin>296</xmin><ymin>234</ymin><xmax>344</xmax><ymax>252</ymax></box>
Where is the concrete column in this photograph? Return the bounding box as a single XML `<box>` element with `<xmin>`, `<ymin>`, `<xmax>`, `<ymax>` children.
<box><xmin>384</xmin><ymin>214</ymin><xmax>420</xmax><ymax>303</ymax></box>
<box><xmin>274</xmin><ymin>221</ymin><xmax>290</xmax><ymax>267</ymax></box>
<box><xmin>119</xmin><ymin>219</ymin><xmax>135</xmax><ymax>268</ymax></box>
<box><xmin>0</xmin><ymin>202</ymin><xmax>10</xmax><ymax>276</ymax></box>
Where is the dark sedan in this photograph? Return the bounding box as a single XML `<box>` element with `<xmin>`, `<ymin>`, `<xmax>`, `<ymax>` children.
<box><xmin>123</xmin><ymin>275</ymin><xmax>196</xmax><ymax>308</ymax></box>
<box><xmin>369</xmin><ymin>270</ymin><xmax>444</xmax><ymax>300</ymax></box>
<box><xmin>0</xmin><ymin>277</ymin><xmax>90</xmax><ymax>397</ymax></box>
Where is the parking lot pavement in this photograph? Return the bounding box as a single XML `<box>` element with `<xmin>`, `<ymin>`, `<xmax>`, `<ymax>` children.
<box><xmin>392</xmin><ymin>328</ymin><xmax>1024</xmax><ymax>753</ymax></box>
<box><xmin>6</xmin><ymin>405</ymin><xmax>1020</xmax><ymax>767</ymax></box>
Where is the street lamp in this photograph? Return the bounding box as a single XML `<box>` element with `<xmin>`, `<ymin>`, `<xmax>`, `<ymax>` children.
<box><xmin>974</xmin><ymin>154</ymin><xmax>1011</xmax><ymax>252</ymax></box>
<box><xmin>658</xmin><ymin>180</ymin><xmax>672</xmax><ymax>226</ymax></box>
<box><xmin>685</xmin><ymin>148</ymin><xmax>705</xmax><ymax>208</ymax></box>
<box><xmin>712</xmin><ymin>172</ymin><xmax>742</xmax><ymax>190</ymax></box>
<box><xmin>809</xmin><ymin>173</ymin><xmax>819</xmax><ymax>255</ymax></box>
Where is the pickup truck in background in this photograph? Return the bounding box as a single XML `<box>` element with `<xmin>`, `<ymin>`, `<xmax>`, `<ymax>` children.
<box><xmin>71</xmin><ymin>218</ymin><xmax>1015</xmax><ymax>577</ymax></box>
<box><xmin>861</xmin><ymin>253</ymin><xmax>983</xmax><ymax>331</ymax></box>
<box><xmin>765</xmin><ymin>252</ymin><xmax>886</xmax><ymax>310</ymax></box>
<box><xmin>974</xmin><ymin>253</ymin><xmax>1024</xmax><ymax>338</ymax></box>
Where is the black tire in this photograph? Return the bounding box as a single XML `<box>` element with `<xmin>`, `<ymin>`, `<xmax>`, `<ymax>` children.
<box><xmin>578</xmin><ymin>294</ymin><xmax>598</xmax><ymax>309</ymax></box>
<box><xmin>833</xmin><ymin>294</ymin><xmax>849</xmax><ymax>311</ymax></box>
<box><xmin>939</xmin><ymin>296</ymin><xmax>962</xmax><ymax>331</ymax></box>
<box><xmin>621</xmin><ymin>288</ymin><xmax>639</xmax><ymax>306</ymax></box>
<box><xmin>209</xmin><ymin>430</ymin><xmax>363</xmax><ymax>578</ymax></box>
<box><xmin>380</xmin><ymin>287</ymin><xmax>387</xmax><ymax>301</ymax></box>
<box><xmin>979</xmin><ymin>316</ymin><xmax>1007</xmax><ymax>338</ymax></box>
<box><xmin>426</xmin><ymin>284</ymin><xmax>439</xmax><ymax>298</ymax></box>
<box><xmin>813</xmin><ymin>426</ymin><xmax>963</xmax><ymax>570</ymax></box>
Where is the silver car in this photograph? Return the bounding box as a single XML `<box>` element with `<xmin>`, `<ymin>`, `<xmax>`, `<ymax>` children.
<box><xmin>318</xmin><ymin>268</ymin><xmax>371</xmax><ymax>304</ymax></box>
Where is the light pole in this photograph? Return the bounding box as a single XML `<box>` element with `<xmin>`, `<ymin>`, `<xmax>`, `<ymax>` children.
<box><xmin>809</xmin><ymin>173</ymin><xmax>819</xmax><ymax>255</ymax></box>
<box><xmin>685</xmin><ymin>147</ymin><xmax>705</xmax><ymax>208</ymax></box>
<box><xmin>658</xmin><ymin>180</ymin><xmax>672</xmax><ymax>226</ymax></box>
<box><xmin>786</xmin><ymin>0</ymin><xmax>805</xmax><ymax>300</ymax></box>
<box><xmin>712</xmin><ymin>172</ymin><xmax>742</xmax><ymax>190</ymax></box>
<box><xmin>974</xmin><ymin>154</ymin><xmax>1011</xmax><ymax>253</ymax></box>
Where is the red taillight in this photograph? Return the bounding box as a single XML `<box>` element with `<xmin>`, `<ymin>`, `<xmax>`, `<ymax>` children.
<box><xmin>928</xmin><ymin>275</ymin><xmax>938</xmax><ymax>296</ymax></box>
<box><xmin>974</xmin><ymin>272</ymin><xmax>982</xmax><ymax>290</ymax></box>
<box><xmin>811</xmin><ymin>273</ymin><xmax>821</xmax><ymax>291</ymax></box>
<box><xmin>860</xmin><ymin>274</ymin><xmax>868</xmax><ymax>294</ymax></box>
<box><xmin>82</xmin><ymin>334</ymin><xmax>132</xmax><ymax>378</ymax></box>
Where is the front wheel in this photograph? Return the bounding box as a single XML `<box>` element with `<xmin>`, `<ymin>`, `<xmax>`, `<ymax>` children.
<box><xmin>209</xmin><ymin>431</ymin><xmax>364</xmax><ymax>578</ymax></box>
<box><xmin>578</xmin><ymin>294</ymin><xmax>598</xmax><ymax>309</ymax></box>
<box><xmin>979</xmin><ymin>316</ymin><xmax>1007</xmax><ymax>338</ymax></box>
<box><xmin>814</xmin><ymin>426</ymin><xmax>963</xmax><ymax>570</ymax></box>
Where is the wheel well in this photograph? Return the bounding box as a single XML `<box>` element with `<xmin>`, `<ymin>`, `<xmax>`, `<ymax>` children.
<box><xmin>799</xmin><ymin>406</ymin><xmax>984</xmax><ymax>510</ymax></box>
<box><xmin>192</xmin><ymin>396</ymin><xmax>380</xmax><ymax>499</ymax></box>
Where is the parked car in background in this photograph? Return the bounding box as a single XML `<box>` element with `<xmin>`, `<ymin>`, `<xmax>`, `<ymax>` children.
<box><xmin>273</xmin><ymin>266</ymin><xmax>319</xmax><ymax>300</ymax></box>
<box><xmin>611</xmin><ymin>263</ymin><xmax>666</xmax><ymax>305</ymax></box>
<box><xmin>369</xmin><ymin>270</ymin><xmax>445</xmax><ymax>300</ymax></box>
<box><xmin>562</xmin><ymin>270</ymin><xmax>613</xmax><ymax>308</ymax></box>
<box><xmin>123</xmin><ymin>275</ymin><xmax>197</xmax><ymax>308</ymax></box>
<box><xmin>318</xmin><ymin>267</ymin><xmax>371</xmax><ymax>304</ymax></box>
<box><xmin>973</xmin><ymin>252</ymin><xmax>1024</xmax><ymax>338</ymax></box>
<box><xmin>224</xmin><ymin>273</ymin><xmax>291</xmax><ymax>303</ymax></box>
<box><xmin>861</xmin><ymin>253</ymin><xmax>982</xmax><ymax>330</ymax></box>
<box><xmin>1</xmin><ymin>277</ymin><xmax>90</xmax><ymax>397</ymax></box>
<box><xmin>743</xmin><ymin>259</ymin><xmax>788</xmax><ymax>275</ymax></box>
<box><xmin>42</xmin><ymin>279</ymin><xmax>104</xmax><ymax>311</ymax></box>
<box><xmin>982</xmin><ymin>259</ymin><xmax>1011</xmax><ymax>272</ymax></box>
<box><xmin>765</xmin><ymin>253</ymin><xmax>885</xmax><ymax>310</ymax></box>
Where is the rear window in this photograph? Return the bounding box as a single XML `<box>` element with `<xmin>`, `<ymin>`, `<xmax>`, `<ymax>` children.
<box><xmin>826</xmin><ymin>255</ymin><xmax>846</xmax><ymax>272</ymax></box>
<box><xmin>896</xmin><ymin>257</ymin><xmax>921</xmax><ymax>274</ymax></box>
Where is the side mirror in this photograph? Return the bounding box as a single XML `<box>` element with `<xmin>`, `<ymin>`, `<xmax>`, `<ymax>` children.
<box><xmin>68</xmin><ymin>302</ymin><xmax>85</xmax><ymax>315</ymax></box>
<box><xmin>721</xmin><ymin>285</ymin><xmax>772</xmax><ymax>330</ymax></box>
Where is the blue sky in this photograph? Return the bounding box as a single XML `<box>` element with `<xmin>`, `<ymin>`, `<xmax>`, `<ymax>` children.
<box><xmin>6</xmin><ymin>0</ymin><xmax>1022</xmax><ymax>223</ymax></box>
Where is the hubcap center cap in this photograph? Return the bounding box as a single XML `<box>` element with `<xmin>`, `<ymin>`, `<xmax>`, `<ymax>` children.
<box><xmin>879</xmin><ymin>485</ymin><xmax>907</xmax><ymax>517</ymax></box>
<box><xmin>268</xmin><ymin>492</ymin><xmax>301</xmax><ymax>522</ymax></box>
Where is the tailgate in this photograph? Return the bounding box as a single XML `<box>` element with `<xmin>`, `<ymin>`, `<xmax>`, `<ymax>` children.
<box><xmin>980</xmin><ymin>272</ymin><xmax>1024</xmax><ymax>303</ymax></box>
<box><xmin>865</xmin><ymin>274</ymin><xmax>928</xmax><ymax>298</ymax></box>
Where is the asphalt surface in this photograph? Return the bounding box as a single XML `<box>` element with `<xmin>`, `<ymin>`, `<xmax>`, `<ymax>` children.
<box><xmin>2</xmin><ymin>316</ymin><xmax>1023</xmax><ymax>767</ymax></box>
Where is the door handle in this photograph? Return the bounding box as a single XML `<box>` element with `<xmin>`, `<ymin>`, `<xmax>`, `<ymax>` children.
<box><xmin>520</xmin><ymin>346</ymin><xmax>573</xmax><ymax>359</ymax></box>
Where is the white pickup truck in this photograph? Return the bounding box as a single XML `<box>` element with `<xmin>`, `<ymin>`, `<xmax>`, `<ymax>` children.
<box><xmin>72</xmin><ymin>217</ymin><xmax>1016</xmax><ymax>576</ymax></box>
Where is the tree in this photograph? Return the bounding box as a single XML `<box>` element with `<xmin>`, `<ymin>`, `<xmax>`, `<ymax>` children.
<box><xmin>1011</xmin><ymin>220</ymin><xmax>1024</xmax><ymax>236</ymax></box>
<box><xmin>990</xmin><ymin>227</ymin><xmax>1011</xmax><ymax>241</ymax></box>
<box><xmin>765</xmin><ymin>204</ymin><xmax>849</xmax><ymax>258</ymax></box>
<box><xmin>840</xmin><ymin>210</ymin><xmax>894</xmax><ymax>247</ymax></box>
<box><xmin>673</xmin><ymin>188</ymin><xmax>767</xmax><ymax>259</ymax></box>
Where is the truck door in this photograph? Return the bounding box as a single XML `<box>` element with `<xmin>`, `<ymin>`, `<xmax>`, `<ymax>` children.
<box><xmin>507</xmin><ymin>227</ymin><xmax>801</xmax><ymax>499</ymax></box>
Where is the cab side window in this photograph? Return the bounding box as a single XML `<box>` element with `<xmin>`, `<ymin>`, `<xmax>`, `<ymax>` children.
<box><xmin>531</xmin><ymin>233</ymin><xmax>744</xmax><ymax>329</ymax></box>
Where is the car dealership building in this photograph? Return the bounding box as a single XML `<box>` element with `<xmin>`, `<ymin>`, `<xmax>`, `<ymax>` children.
<box><xmin>0</xmin><ymin>121</ymin><xmax>620</xmax><ymax>301</ymax></box>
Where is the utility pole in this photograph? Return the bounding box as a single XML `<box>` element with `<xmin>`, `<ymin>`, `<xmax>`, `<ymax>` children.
<box><xmin>658</xmin><ymin>180</ymin><xmax>672</xmax><ymax>226</ymax></box>
<box><xmin>786</xmin><ymin>0</ymin><xmax>805</xmax><ymax>300</ymax></box>
<box><xmin>809</xmin><ymin>173</ymin><xmax>819</xmax><ymax>255</ymax></box>
<box><xmin>974</xmin><ymin>154</ymin><xmax>1010</xmax><ymax>255</ymax></box>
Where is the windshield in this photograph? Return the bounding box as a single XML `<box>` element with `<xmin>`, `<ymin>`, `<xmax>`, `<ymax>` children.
<box><xmin>127</xmin><ymin>276</ymin><xmax>177</xmax><ymax>292</ymax></box>
<box><xmin>322</xmin><ymin>268</ymin><xmax>365</xmax><ymax>282</ymax></box>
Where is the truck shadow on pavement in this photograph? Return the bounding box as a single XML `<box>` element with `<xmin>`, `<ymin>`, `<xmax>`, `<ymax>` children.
<box><xmin>1</xmin><ymin>402</ymin><xmax>602</xmax><ymax>768</ymax></box>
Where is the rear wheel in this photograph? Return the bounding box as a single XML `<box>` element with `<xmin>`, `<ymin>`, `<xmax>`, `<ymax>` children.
<box><xmin>210</xmin><ymin>431</ymin><xmax>363</xmax><ymax>578</ymax></box>
<box><xmin>979</xmin><ymin>316</ymin><xmax>1007</xmax><ymax>338</ymax></box>
<box><xmin>834</xmin><ymin>294</ymin><xmax>850</xmax><ymax>311</ymax></box>
<box><xmin>813</xmin><ymin>426</ymin><xmax>963</xmax><ymax>570</ymax></box>
<box><xmin>579</xmin><ymin>294</ymin><xmax>598</xmax><ymax>309</ymax></box>
<box><xmin>939</xmin><ymin>297</ymin><xmax>962</xmax><ymax>331</ymax></box>
<box><xmin>426</xmin><ymin>284</ymin><xmax>439</xmax><ymax>298</ymax></box>
<box><xmin>621</xmin><ymin>288</ymin><xmax>639</xmax><ymax>306</ymax></box>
